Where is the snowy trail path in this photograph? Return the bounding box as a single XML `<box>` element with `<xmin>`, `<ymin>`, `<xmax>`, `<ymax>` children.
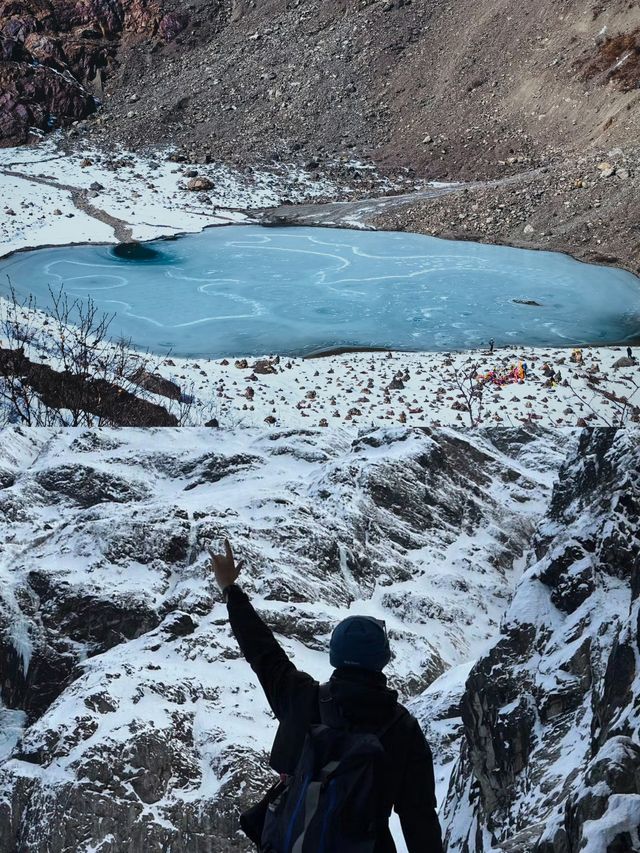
<box><xmin>1</xmin><ymin>167</ymin><xmax>134</xmax><ymax>242</ymax></box>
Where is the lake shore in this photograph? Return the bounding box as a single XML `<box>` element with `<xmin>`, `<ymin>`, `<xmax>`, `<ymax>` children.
<box><xmin>2</xmin><ymin>285</ymin><xmax>638</xmax><ymax>427</ymax></box>
<box><xmin>2</xmin><ymin>140</ymin><xmax>639</xmax><ymax>429</ymax></box>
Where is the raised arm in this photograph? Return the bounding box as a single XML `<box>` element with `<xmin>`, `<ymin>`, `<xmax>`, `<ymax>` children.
<box><xmin>207</xmin><ymin>539</ymin><xmax>315</xmax><ymax>721</ymax></box>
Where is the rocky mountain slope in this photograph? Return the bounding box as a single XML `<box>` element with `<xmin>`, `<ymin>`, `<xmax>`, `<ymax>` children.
<box><xmin>3</xmin><ymin>1</ymin><xmax>639</xmax><ymax>271</ymax></box>
<box><xmin>0</xmin><ymin>0</ymin><xmax>187</xmax><ymax>143</ymax></box>
<box><xmin>3</xmin><ymin>0</ymin><xmax>639</xmax><ymax>174</ymax></box>
<box><xmin>444</xmin><ymin>428</ymin><xmax>640</xmax><ymax>852</ymax></box>
<box><xmin>0</xmin><ymin>425</ymin><xmax>568</xmax><ymax>851</ymax></box>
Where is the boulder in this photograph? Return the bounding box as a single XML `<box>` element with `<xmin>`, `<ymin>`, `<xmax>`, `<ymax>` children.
<box><xmin>128</xmin><ymin>368</ymin><xmax>182</xmax><ymax>401</ymax></box>
<box><xmin>186</xmin><ymin>176</ymin><xmax>215</xmax><ymax>191</ymax></box>
<box><xmin>252</xmin><ymin>359</ymin><xmax>278</xmax><ymax>375</ymax></box>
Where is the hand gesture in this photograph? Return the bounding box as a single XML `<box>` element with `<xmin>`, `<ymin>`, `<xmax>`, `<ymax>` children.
<box><xmin>208</xmin><ymin>538</ymin><xmax>244</xmax><ymax>591</ymax></box>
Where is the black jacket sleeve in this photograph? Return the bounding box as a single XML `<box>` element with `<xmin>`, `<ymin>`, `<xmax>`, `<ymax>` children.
<box><xmin>396</xmin><ymin>717</ymin><xmax>444</xmax><ymax>853</ymax></box>
<box><xmin>225</xmin><ymin>584</ymin><xmax>315</xmax><ymax>722</ymax></box>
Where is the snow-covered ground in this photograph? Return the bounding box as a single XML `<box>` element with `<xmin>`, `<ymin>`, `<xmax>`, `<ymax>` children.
<box><xmin>0</xmin><ymin>425</ymin><xmax>569</xmax><ymax>852</ymax></box>
<box><xmin>0</xmin><ymin>139</ymin><xmax>347</xmax><ymax>253</ymax></box>
<box><xmin>158</xmin><ymin>344</ymin><xmax>639</xmax><ymax>428</ymax></box>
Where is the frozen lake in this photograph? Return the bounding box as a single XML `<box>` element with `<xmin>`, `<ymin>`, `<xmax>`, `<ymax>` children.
<box><xmin>2</xmin><ymin>226</ymin><xmax>640</xmax><ymax>356</ymax></box>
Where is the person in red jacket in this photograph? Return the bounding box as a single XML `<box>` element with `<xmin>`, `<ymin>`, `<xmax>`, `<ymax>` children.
<box><xmin>208</xmin><ymin>539</ymin><xmax>443</xmax><ymax>853</ymax></box>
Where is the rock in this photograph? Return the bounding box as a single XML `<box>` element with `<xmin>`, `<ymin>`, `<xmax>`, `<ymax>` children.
<box><xmin>35</xmin><ymin>464</ymin><xmax>151</xmax><ymax>508</ymax></box>
<box><xmin>523</xmin><ymin>223</ymin><xmax>535</xmax><ymax>235</ymax></box>
<box><xmin>597</xmin><ymin>162</ymin><xmax>616</xmax><ymax>179</ymax></box>
<box><xmin>253</xmin><ymin>359</ymin><xmax>277</xmax><ymax>375</ymax></box>
<box><xmin>594</xmin><ymin>26</ymin><xmax>608</xmax><ymax>46</ymax></box>
<box><xmin>158</xmin><ymin>12</ymin><xmax>188</xmax><ymax>42</ymax></box>
<box><xmin>162</xmin><ymin>612</ymin><xmax>196</xmax><ymax>638</ymax></box>
<box><xmin>89</xmin><ymin>181</ymin><xmax>104</xmax><ymax>191</ymax></box>
<box><xmin>186</xmin><ymin>176</ymin><xmax>214</xmax><ymax>191</ymax></box>
<box><xmin>612</xmin><ymin>357</ymin><xmax>635</xmax><ymax>369</ymax></box>
<box><xmin>386</xmin><ymin>376</ymin><xmax>405</xmax><ymax>390</ymax></box>
<box><xmin>128</xmin><ymin>368</ymin><xmax>182</xmax><ymax>401</ymax></box>
<box><xmin>513</xmin><ymin>299</ymin><xmax>542</xmax><ymax>306</ymax></box>
<box><xmin>0</xmin><ymin>62</ymin><xmax>96</xmax><ymax>144</ymax></box>
<box><xmin>445</xmin><ymin>429</ymin><xmax>640</xmax><ymax>853</ymax></box>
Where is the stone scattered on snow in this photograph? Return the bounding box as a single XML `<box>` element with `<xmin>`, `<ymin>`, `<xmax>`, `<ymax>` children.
<box><xmin>186</xmin><ymin>176</ymin><xmax>215</xmax><ymax>192</ymax></box>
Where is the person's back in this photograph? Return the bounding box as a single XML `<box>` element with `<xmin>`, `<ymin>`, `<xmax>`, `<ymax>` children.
<box><xmin>208</xmin><ymin>540</ymin><xmax>444</xmax><ymax>853</ymax></box>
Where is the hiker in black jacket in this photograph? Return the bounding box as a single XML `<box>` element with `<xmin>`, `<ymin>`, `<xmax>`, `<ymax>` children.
<box><xmin>208</xmin><ymin>539</ymin><xmax>444</xmax><ymax>853</ymax></box>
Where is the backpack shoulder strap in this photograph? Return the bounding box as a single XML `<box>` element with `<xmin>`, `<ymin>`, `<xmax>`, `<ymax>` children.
<box><xmin>318</xmin><ymin>681</ymin><xmax>346</xmax><ymax>728</ymax></box>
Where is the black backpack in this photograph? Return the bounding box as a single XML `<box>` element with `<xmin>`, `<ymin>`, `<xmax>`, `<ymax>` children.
<box><xmin>259</xmin><ymin>683</ymin><xmax>405</xmax><ymax>853</ymax></box>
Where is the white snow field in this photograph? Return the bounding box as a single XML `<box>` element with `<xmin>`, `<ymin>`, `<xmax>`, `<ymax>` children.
<box><xmin>0</xmin><ymin>425</ymin><xmax>571</xmax><ymax>852</ymax></box>
<box><xmin>0</xmin><ymin>139</ymin><xmax>345</xmax><ymax>254</ymax></box>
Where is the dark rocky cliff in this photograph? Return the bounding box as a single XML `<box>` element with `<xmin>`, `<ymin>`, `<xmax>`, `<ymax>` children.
<box><xmin>0</xmin><ymin>0</ymin><xmax>187</xmax><ymax>142</ymax></box>
<box><xmin>444</xmin><ymin>428</ymin><xmax>640</xmax><ymax>852</ymax></box>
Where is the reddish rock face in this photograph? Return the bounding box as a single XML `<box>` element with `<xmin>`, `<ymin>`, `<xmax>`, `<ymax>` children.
<box><xmin>0</xmin><ymin>0</ymin><xmax>187</xmax><ymax>144</ymax></box>
<box><xmin>0</xmin><ymin>61</ymin><xmax>95</xmax><ymax>139</ymax></box>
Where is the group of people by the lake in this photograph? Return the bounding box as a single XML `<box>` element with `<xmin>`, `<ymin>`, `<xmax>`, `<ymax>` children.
<box><xmin>481</xmin><ymin>340</ymin><xmax>636</xmax><ymax>390</ymax></box>
<box><xmin>478</xmin><ymin>361</ymin><xmax>528</xmax><ymax>387</ymax></box>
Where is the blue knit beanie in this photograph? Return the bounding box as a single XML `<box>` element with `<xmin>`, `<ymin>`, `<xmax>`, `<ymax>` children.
<box><xmin>329</xmin><ymin>616</ymin><xmax>391</xmax><ymax>671</ymax></box>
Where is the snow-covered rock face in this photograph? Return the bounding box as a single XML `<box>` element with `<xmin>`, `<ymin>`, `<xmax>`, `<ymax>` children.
<box><xmin>0</xmin><ymin>425</ymin><xmax>567</xmax><ymax>852</ymax></box>
<box><xmin>444</xmin><ymin>428</ymin><xmax>640</xmax><ymax>853</ymax></box>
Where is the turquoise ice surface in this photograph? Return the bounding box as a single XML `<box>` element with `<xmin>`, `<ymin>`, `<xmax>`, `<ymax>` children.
<box><xmin>2</xmin><ymin>226</ymin><xmax>639</xmax><ymax>357</ymax></box>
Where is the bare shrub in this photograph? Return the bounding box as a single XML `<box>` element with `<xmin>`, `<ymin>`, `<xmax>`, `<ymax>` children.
<box><xmin>452</xmin><ymin>362</ymin><xmax>486</xmax><ymax>428</ymax></box>
<box><xmin>0</xmin><ymin>284</ymin><xmax>180</xmax><ymax>426</ymax></box>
